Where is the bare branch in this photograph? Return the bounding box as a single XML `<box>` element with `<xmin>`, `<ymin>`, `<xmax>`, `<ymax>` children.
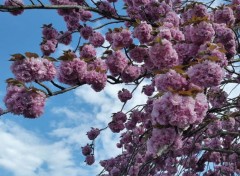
<box><xmin>28</xmin><ymin>0</ymin><xmax>35</xmax><ymax>5</ymax></box>
<box><xmin>93</xmin><ymin>20</ymin><xmax>124</xmax><ymax>30</ymax></box>
<box><xmin>36</xmin><ymin>0</ymin><xmax>44</xmax><ymax>6</ymax></box>
<box><xmin>202</xmin><ymin>147</ymin><xmax>240</xmax><ymax>155</ymax></box>
<box><xmin>0</xmin><ymin>109</ymin><xmax>10</xmax><ymax>116</ymax></box>
<box><xmin>0</xmin><ymin>5</ymin><xmax>132</xmax><ymax>21</ymax></box>
<box><xmin>50</xmin><ymin>83</ymin><xmax>84</xmax><ymax>96</ymax></box>
<box><xmin>50</xmin><ymin>81</ymin><xmax>65</xmax><ymax>90</ymax></box>
<box><xmin>35</xmin><ymin>80</ymin><xmax>53</xmax><ymax>96</ymax></box>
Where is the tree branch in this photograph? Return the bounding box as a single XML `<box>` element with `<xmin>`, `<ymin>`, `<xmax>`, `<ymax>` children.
<box><xmin>50</xmin><ymin>83</ymin><xmax>84</xmax><ymax>96</ymax></box>
<box><xmin>50</xmin><ymin>81</ymin><xmax>65</xmax><ymax>90</ymax></box>
<box><xmin>0</xmin><ymin>109</ymin><xmax>10</xmax><ymax>116</ymax></box>
<box><xmin>202</xmin><ymin>147</ymin><xmax>240</xmax><ymax>155</ymax></box>
<box><xmin>35</xmin><ymin>80</ymin><xmax>53</xmax><ymax>96</ymax></box>
<box><xmin>0</xmin><ymin>5</ymin><xmax>132</xmax><ymax>21</ymax></box>
<box><xmin>93</xmin><ymin>20</ymin><xmax>124</xmax><ymax>30</ymax></box>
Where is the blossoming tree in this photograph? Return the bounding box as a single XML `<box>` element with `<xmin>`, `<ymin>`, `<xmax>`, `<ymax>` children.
<box><xmin>0</xmin><ymin>0</ymin><xmax>240</xmax><ymax>175</ymax></box>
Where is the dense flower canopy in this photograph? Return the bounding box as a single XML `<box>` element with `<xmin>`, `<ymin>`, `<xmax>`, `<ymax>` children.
<box><xmin>1</xmin><ymin>0</ymin><xmax>240</xmax><ymax>175</ymax></box>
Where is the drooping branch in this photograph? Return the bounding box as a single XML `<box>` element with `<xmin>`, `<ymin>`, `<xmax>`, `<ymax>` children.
<box><xmin>0</xmin><ymin>82</ymin><xmax>85</xmax><ymax>116</ymax></box>
<box><xmin>74</xmin><ymin>36</ymin><xmax>81</xmax><ymax>53</ymax></box>
<box><xmin>120</xmin><ymin>77</ymin><xmax>145</xmax><ymax>112</ymax></box>
<box><xmin>0</xmin><ymin>5</ymin><xmax>132</xmax><ymax>21</ymax></box>
<box><xmin>0</xmin><ymin>109</ymin><xmax>10</xmax><ymax>116</ymax></box>
<box><xmin>36</xmin><ymin>0</ymin><xmax>44</xmax><ymax>7</ymax></box>
<box><xmin>50</xmin><ymin>81</ymin><xmax>65</xmax><ymax>90</ymax></box>
<box><xmin>93</xmin><ymin>20</ymin><xmax>125</xmax><ymax>30</ymax></box>
<box><xmin>28</xmin><ymin>0</ymin><xmax>34</xmax><ymax>5</ymax></box>
<box><xmin>202</xmin><ymin>147</ymin><xmax>240</xmax><ymax>155</ymax></box>
<box><xmin>107</xmin><ymin>75</ymin><xmax>122</xmax><ymax>84</ymax></box>
<box><xmin>50</xmin><ymin>83</ymin><xmax>84</xmax><ymax>96</ymax></box>
<box><xmin>35</xmin><ymin>80</ymin><xmax>53</xmax><ymax>96</ymax></box>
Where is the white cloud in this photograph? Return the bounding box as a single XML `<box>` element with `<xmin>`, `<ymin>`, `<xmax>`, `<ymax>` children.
<box><xmin>48</xmin><ymin>80</ymin><xmax>149</xmax><ymax>172</ymax></box>
<box><xmin>0</xmin><ymin>120</ymin><xmax>98</xmax><ymax>176</ymax></box>
<box><xmin>210</xmin><ymin>0</ymin><xmax>225</xmax><ymax>7</ymax></box>
<box><xmin>0</xmin><ymin>53</ymin><xmax>150</xmax><ymax>176</ymax></box>
<box><xmin>224</xmin><ymin>83</ymin><xmax>240</xmax><ymax>99</ymax></box>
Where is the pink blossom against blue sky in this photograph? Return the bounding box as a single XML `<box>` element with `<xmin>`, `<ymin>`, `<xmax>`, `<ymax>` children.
<box><xmin>0</xmin><ymin>6</ymin><xmax>149</xmax><ymax>174</ymax></box>
<box><xmin>0</xmin><ymin>0</ymin><xmax>234</xmax><ymax>175</ymax></box>
<box><xmin>0</xmin><ymin>3</ymin><xmax>124</xmax><ymax>175</ymax></box>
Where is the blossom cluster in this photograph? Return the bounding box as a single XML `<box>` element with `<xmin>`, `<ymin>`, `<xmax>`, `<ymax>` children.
<box><xmin>11</xmin><ymin>57</ymin><xmax>57</xmax><ymax>82</ymax></box>
<box><xmin>149</xmin><ymin>39</ymin><xmax>179</xmax><ymax>69</ymax></box>
<box><xmin>4</xmin><ymin>0</ymin><xmax>24</xmax><ymax>15</ymax></box>
<box><xmin>41</xmin><ymin>24</ymin><xmax>72</xmax><ymax>56</ymax></box>
<box><xmin>106</xmin><ymin>28</ymin><xmax>133</xmax><ymax>50</ymax></box>
<box><xmin>151</xmin><ymin>92</ymin><xmax>208</xmax><ymax>128</ymax></box>
<box><xmin>4</xmin><ymin>84</ymin><xmax>46</xmax><ymax>118</ymax></box>
<box><xmin>187</xmin><ymin>60</ymin><xmax>224</xmax><ymax>88</ymax></box>
<box><xmin>81</xmin><ymin>144</ymin><xmax>95</xmax><ymax>165</ymax></box>
<box><xmin>108</xmin><ymin>112</ymin><xmax>127</xmax><ymax>133</ymax></box>
<box><xmin>81</xmin><ymin>128</ymin><xmax>100</xmax><ymax>165</ymax></box>
<box><xmin>155</xmin><ymin>69</ymin><xmax>187</xmax><ymax>92</ymax></box>
<box><xmin>80</xmin><ymin>44</ymin><xmax>96</xmax><ymax>59</ymax></box>
<box><xmin>118</xmin><ymin>88</ymin><xmax>132</xmax><ymax>102</ymax></box>
<box><xmin>58</xmin><ymin>57</ymin><xmax>108</xmax><ymax>92</ymax></box>
<box><xmin>105</xmin><ymin>51</ymin><xmax>128</xmax><ymax>76</ymax></box>
<box><xmin>3</xmin><ymin>0</ymin><xmax>240</xmax><ymax>175</ymax></box>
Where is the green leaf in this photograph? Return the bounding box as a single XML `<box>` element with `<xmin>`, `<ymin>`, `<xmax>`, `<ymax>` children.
<box><xmin>28</xmin><ymin>87</ymin><xmax>47</xmax><ymax>96</ymax></box>
<box><xmin>207</xmin><ymin>56</ymin><xmax>219</xmax><ymax>62</ymax></box>
<box><xmin>135</xmin><ymin>19</ymin><xmax>141</xmax><ymax>25</ymax></box>
<box><xmin>153</xmin><ymin>92</ymin><xmax>164</xmax><ymax>98</ymax></box>
<box><xmin>173</xmin><ymin>65</ymin><xmax>186</xmax><ymax>74</ymax></box>
<box><xmin>139</xmin><ymin>45</ymin><xmax>148</xmax><ymax>48</ymax></box>
<box><xmin>113</xmin><ymin>27</ymin><xmax>122</xmax><ymax>32</ymax></box>
<box><xmin>208</xmin><ymin>44</ymin><xmax>217</xmax><ymax>51</ymax></box>
<box><xmin>25</xmin><ymin>52</ymin><xmax>39</xmax><ymax>58</ymax></box>
<box><xmin>82</xmin><ymin>57</ymin><xmax>94</xmax><ymax>63</ymax></box>
<box><xmin>6</xmin><ymin>78</ymin><xmax>25</xmax><ymax>87</ymax></box>
<box><xmin>150</xmin><ymin>30</ymin><xmax>159</xmax><ymax>36</ymax></box>
<box><xmin>44</xmin><ymin>56</ymin><xmax>58</xmax><ymax>62</ymax></box>
<box><xmin>58</xmin><ymin>50</ymin><xmax>75</xmax><ymax>61</ymax></box>
<box><xmin>9</xmin><ymin>53</ymin><xmax>25</xmax><ymax>61</ymax></box>
<box><xmin>154</xmin><ymin>37</ymin><xmax>162</xmax><ymax>44</ymax></box>
<box><xmin>103</xmin><ymin>50</ymin><xmax>113</xmax><ymax>55</ymax></box>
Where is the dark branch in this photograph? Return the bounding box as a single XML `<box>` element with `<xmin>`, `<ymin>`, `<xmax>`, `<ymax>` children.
<box><xmin>35</xmin><ymin>80</ymin><xmax>53</xmax><ymax>96</ymax></box>
<box><xmin>50</xmin><ymin>81</ymin><xmax>65</xmax><ymax>90</ymax></box>
<box><xmin>0</xmin><ymin>5</ymin><xmax>132</xmax><ymax>21</ymax></box>
<box><xmin>50</xmin><ymin>83</ymin><xmax>84</xmax><ymax>96</ymax></box>
<box><xmin>202</xmin><ymin>147</ymin><xmax>240</xmax><ymax>155</ymax></box>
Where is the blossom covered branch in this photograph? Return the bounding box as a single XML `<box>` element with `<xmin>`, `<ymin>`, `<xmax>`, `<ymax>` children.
<box><xmin>1</xmin><ymin>0</ymin><xmax>240</xmax><ymax>175</ymax></box>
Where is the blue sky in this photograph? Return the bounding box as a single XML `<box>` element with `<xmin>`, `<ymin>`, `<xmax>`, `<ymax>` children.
<box><xmin>0</xmin><ymin>2</ymin><xmax>129</xmax><ymax>176</ymax></box>
<box><xmin>0</xmin><ymin>1</ymin><xmax>150</xmax><ymax>175</ymax></box>
<box><xmin>1</xmin><ymin>0</ymin><xmax>238</xmax><ymax>176</ymax></box>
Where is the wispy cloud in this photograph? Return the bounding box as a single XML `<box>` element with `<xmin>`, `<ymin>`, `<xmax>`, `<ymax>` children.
<box><xmin>210</xmin><ymin>0</ymin><xmax>225</xmax><ymax>7</ymax></box>
<box><xmin>49</xmin><ymin>80</ymin><xmax>149</xmax><ymax>172</ymax></box>
<box><xmin>0</xmin><ymin>59</ymin><xmax>149</xmax><ymax>176</ymax></box>
<box><xmin>224</xmin><ymin>83</ymin><xmax>240</xmax><ymax>99</ymax></box>
<box><xmin>0</xmin><ymin>120</ymin><xmax>85</xmax><ymax>176</ymax></box>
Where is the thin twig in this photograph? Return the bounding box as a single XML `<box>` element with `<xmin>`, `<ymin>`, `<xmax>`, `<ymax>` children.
<box><xmin>0</xmin><ymin>5</ymin><xmax>132</xmax><ymax>21</ymax></box>
<box><xmin>93</xmin><ymin>20</ymin><xmax>124</xmax><ymax>30</ymax></box>
<box><xmin>74</xmin><ymin>36</ymin><xmax>81</xmax><ymax>53</ymax></box>
<box><xmin>36</xmin><ymin>0</ymin><xmax>44</xmax><ymax>6</ymax></box>
<box><xmin>50</xmin><ymin>81</ymin><xmax>65</xmax><ymax>90</ymax></box>
<box><xmin>202</xmin><ymin>147</ymin><xmax>240</xmax><ymax>155</ymax></box>
<box><xmin>120</xmin><ymin>77</ymin><xmax>145</xmax><ymax>112</ymax></box>
<box><xmin>35</xmin><ymin>80</ymin><xmax>53</xmax><ymax>96</ymax></box>
<box><xmin>50</xmin><ymin>84</ymin><xmax>83</xmax><ymax>96</ymax></box>
<box><xmin>0</xmin><ymin>110</ymin><xmax>10</xmax><ymax>116</ymax></box>
<box><xmin>28</xmin><ymin>0</ymin><xmax>35</xmax><ymax>5</ymax></box>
